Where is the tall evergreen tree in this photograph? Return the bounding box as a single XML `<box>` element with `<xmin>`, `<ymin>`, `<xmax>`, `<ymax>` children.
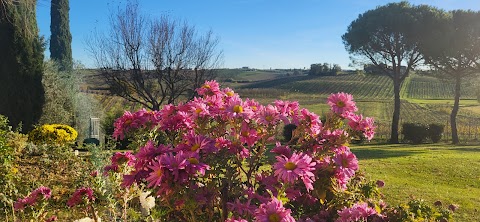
<box><xmin>0</xmin><ymin>0</ymin><xmax>45</xmax><ymax>132</ymax></box>
<box><xmin>50</xmin><ymin>0</ymin><xmax>72</xmax><ymax>71</ymax></box>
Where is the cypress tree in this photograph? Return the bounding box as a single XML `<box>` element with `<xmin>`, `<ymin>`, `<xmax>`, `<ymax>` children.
<box><xmin>0</xmin><ymin>0</ymin><xmax>45</xmax><ymax>132</ymax></box>
<box><xmin>50</xmin><ymin>0</ymin><xmax>72</xmax><ymax>71</ymax></box>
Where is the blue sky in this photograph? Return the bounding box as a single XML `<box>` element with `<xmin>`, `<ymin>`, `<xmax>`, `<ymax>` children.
<box><xmin>36</xmin><ymin>0</ymin><xmax>480</xmax><ymax>69</ymax></box>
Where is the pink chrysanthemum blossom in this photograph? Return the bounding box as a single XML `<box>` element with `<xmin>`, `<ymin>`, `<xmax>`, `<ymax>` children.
<box><xmin>299</xmin><ymin>108</ymin><xmax>323</xmax><ymax>136</ymax></box>
<box><xmin>257</xmin><ymin>104</ymin><xmax>281</xmax><ymax>125</ymax></box>
<box><xmin>244</xmin><ymin>98</ymin><xmax>261</xmax><ymax>112</ymax></box>
<box><xmin>336</xmin><ymin>202</ymin><xmax>378</xmax><ymax>222</ymax></box>
<box><xmin>185</xmin><ymin>152</ymin><xmax>209</xmax><ymax>176</ymax></box>
<box><xmin>228</xmin><ymin>199</ymin><xmax>256</xmax><ymax>216</ymax></box>
<box><xmin>14</xmin><ymin>186</ymin><xmax>52</xmax><ymax>211</ymax></box>
<box><xmin>256</xmin><ymin>173</ymin><xmax>281</xmax><ymax>197</ymax></box>
<box><xmin>333</xmin><ymin>148</ymin><xmax>358</xmax><ymax>177</ymax></box>
<box><xmin>347</xmin><ymin>114</ymin><xmax>376</xmax><ymax>141</ymax></box>
<box><xmin>225</xmin><ymin>97</ymin><xmax>254</xmax><ymax>120</ymax></box>
<box><xmin>188</xmin><ymin>99</ymin><xmax>211</xmax><ymax>118</ymax></box>
<box><xmin>274</xmin><ymin>152</ymin><xmax>316</xmax><ymax>191</ymax></box>
<box><xmin>161</xmin><ymin>152</ymin><xmax>189</xmax><ymax>183</ymax></box>
<box><xmin>240</xmin><ymin>122</ymin><xmax>260</xmax><ymax>147</ymax></box>
<box><xmin>322</xmin><ymin>129</ymin><xmax>349</xmax><ymax>148</ymax></box>
<box><xmin>197</xmin><ymin>80</ymin><xmax>221</xmax><ymax>96</ymax></box>
<box><xmin>136</xmin><ymin>141</ymin><xmax>169</xmax><ymax>160</ymax></box>
<box><xmin>67</xmin><ymin>187</ymin><xmax>95</xmax><ymax>207</ymax></box>
<box><xmin>146</xmin><ymin>157</ymin><xmax>165</xmax><ymax>188</ymax></box>
<box><xmin>327</xmin><ymin>92</ymin><xmax>358</xmax><ymax>116</ymax></box>
<box><xmin>111</xmin><ymin>151</ymin><xmax>136</xmax><ymax>166</ymax></box>
<box><xmin>274</xmin><ymin>100</ymin><xmax>300</xmax><ymax>124</ymax></box>
<box><xmin>271</xmin><ymin>143</ymin><xmax>292</xmax><ymax>158</ymax></box>
<box><xmin>182</xmin><ymin>133</ymin><xmax>217</xmax><ymax>154</ymax></box>
<box><xmin>255</xmin><ymin>197</ymin><xmax>295</xmax><ymax>222</ymax></box>
<box><xmin>112</xmin><ymin>109</ymin><xmax>161</xmax><ymax>140</ymax></box>
<box><xmin>222</xmin><ymin>87</ymin><xmax>239</xmax><ymax>102</ymax></box>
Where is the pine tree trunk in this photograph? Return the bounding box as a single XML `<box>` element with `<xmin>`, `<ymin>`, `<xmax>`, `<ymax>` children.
<box><xmin>451</xmin><ymin>77</ymin><xmax>461</xmax><ymax>144</ymax></box>
<box><xmin>390</xmin><ymin>75</ymin><xmax>401</xmax><ymax>143</ymax></box>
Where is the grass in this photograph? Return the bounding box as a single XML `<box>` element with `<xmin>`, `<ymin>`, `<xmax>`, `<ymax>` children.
<box><xmin>351</xmin><ymin>143</ymin><xmax>480</xmax><ymax>221</ymax></box>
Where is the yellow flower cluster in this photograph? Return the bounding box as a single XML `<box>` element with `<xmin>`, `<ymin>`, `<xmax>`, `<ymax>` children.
<box><xmin>29</xmin><ymin>124</ymin><xmax>78</xmax><ymax>145</ymax></box>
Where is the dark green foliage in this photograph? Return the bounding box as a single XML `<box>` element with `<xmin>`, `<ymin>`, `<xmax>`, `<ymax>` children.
<box><xmin>0</xmin><ymin>0</ymin><xmax>45</xmax><ymax>132</ymax></box>
<box><xmin>402</xmin><ymin>123</ymin><xmax>428</xmax><ymax>144</ymax></box>
<box><xmin>402</xmin><ymin>123</ymin><xmax>444</xmax><ymax>144</ymax></box>
<box><xmin>101</xmin><ymin>110</ymin><xmax>123</xmax><ymax>140</ymax></box>
<box><xmin>282</xmin><ymin>123</ymin><xmax>297</xmax><ymax>141</ymax></box>
<box><xmin>50</xmin><ymin>0</ymin><xmax>72</xmax><ymax>71</ymax></box>
<box><xmin>83</xmin><ymin>137</ymin><xmax>100</xmax><ymax>146</ymax></box>
<box><xmin>39</xmin><ymin>61</ymin><xmax>75</xmax><ymax>125</ymax></box>
<box><xmin>309</xmin><ymin>63</ymin><xmax>341</xmax><ymax>76</ymax></box>
<box><xmin>427</xmin><ymin>124</ymin><xmax>444</xmax><ymax>143</ymax></box>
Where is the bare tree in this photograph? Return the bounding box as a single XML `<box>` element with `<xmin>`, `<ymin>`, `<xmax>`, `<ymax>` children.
<box><xmin>87</xmin><ymin>1</ymin><xmax>222</xmax><ymax>110</ymax></box>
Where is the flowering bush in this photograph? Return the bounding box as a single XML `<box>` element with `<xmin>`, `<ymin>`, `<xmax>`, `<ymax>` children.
<box><xmin>100</xmin><ymin>80</ymin><xmax>455</xmax><ymax>222</ymax></box>
<box><xmin>29</xmin><ymin>124</ymin><xmax>78</xmax><ymax>146</ymax></box>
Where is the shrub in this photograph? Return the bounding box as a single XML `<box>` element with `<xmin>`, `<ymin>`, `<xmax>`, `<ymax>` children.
<box><xmin>282</xmin><ymin>123</ymin><xmax>297</xmax><ymax>141</ymax></box>
<box><xmin>28</xmin><ymin>124</ymin><xmax>78</xmax><ymax>146</ymax></box>
<box><xmin>427</xmin><ymin>123</ymin><xmax>444</xmax><ymax>143</ymax></box>
<box><xmin>402</xmin><ymin>123</ymin><xmax>444</xmax><ymax>144</ymax></box>
<box><xmin>99</xmin><ymin>81</ymin><xmax>452</xmax><ymax>221</ymax></box>
<box><xmin>402</xmin><ymin>123</ymin><xmax>428</xmax><ymax>144</ymax></box>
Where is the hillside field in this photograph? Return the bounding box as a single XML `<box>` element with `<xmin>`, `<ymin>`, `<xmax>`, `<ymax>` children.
<box><xmin>81</xmin><ymin>69</ymin><xmax>480</xmax><ymax>142</ymax></box>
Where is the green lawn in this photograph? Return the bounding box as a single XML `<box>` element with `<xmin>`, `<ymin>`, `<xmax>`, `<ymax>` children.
<box><xmin>351</xmin><ymin>143</ymin><xmax>480</xmax><ymax>221</ymax></box>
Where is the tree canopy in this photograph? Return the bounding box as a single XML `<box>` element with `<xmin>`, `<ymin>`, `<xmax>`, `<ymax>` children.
<box><xmin>342</xmin><ymin>1</ymin><xmax>444</xmax><ymax>143</ymax></box>
<box><xmin>419</xmin><ymin>10</ymin><xmax>480</xmax><ymax>144</ymax></box>
<box><xmin>50</xmin><ymin>0</ymin><xmax>72</xmax><ymax>71</ymax></box>
<box><xmin>0</xmin><ymin>0</ymin><xmax>45</xmax><ymax>132</ymax></box>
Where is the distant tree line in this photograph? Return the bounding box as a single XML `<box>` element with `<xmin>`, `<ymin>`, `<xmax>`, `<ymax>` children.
<box><xmin>309</xmin><ymin>63</ymin><xmax>341</xmax><ymax>76</ymax></box>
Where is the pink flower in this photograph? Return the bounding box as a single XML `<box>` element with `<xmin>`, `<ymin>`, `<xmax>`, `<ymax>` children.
<box><xmin>161</xmin><ymin>152</ymin><xmax>189</xmax><ymax>183</ymax></box>
<box><xmin>256</xmin><ymin>173</ymin><xmax>281</xmax><ymax>197</ymax></box>
<box><xmin>136</xmin><ymin>141</ymin><xmax>169</xmax><ymax>160</ymax></box>
<box><xmin>67</xmin><ymin>187</ymin><xmax>95</xmax><ymax>207</ymax></box>
<box><xmin>111</xmin><ymin>151</ymin><xmax>136</xmax><ymax>166</ymax></box>
<box><xmin>274</xmin><ymin>152</ymin><xmax>316</xmax><ymax>191</ymax></box>
<box><xmin>332</xmin><ymin>147</ymin><xmax>358</xmax><ymax>189</ymax></box>
<box><xmin>275</xmin><ymin>100</ymin><xmax>300</xmax><ymax>124</ymax></box>
<box><xmin>271</xmin><ymin>143</ymin><xmax>292</xmax><ymax>158</ymax></box>
<box><xmin>185</xmin><ymin>152</ymin><xmax>209</xmax><ymax>176</ymax></box>
<box><xmin>327</xmin><ymin>92</ymin><xmax>358</xmax><ymax>116</ymax></box>
<box><xmin>90</xmin><ymin>170</ymin><xmax>98</xmax><ymax>177</ymax></box>
<box><xmin>182</xmin><ymin>133</ymin><xmax>216</xmax><ymax>154</ymax></box>
<box><xmin>299</xmin><ymin>108</ymin><xmax>323</xmax><ymax>136</ymax></box>
<box><xmin>146</xmin><ymin>158</ymin><xmax>165</xmax><ymax>188</ymax></box>
<box><xmin>239</xmin><ymin>122</ymin><xmax>260</xmax><ymax>147</ymax></box>
<box><xmin>255</xmin><ymin>197</ymin><xmax>295</xmax><ymax>222</ymax></box>
<box><xmin>188</xmin><ymin>99</ymin><xmax>211</xmax><ymax>118</ymax></box>
<box><xmin>14</xmin><ymin>186</ymin><xmax>51</xmax><ymax>211</ymax></box>
<box><xmin>347</xmin><ymin>114</ymin><xmax>376</xmax><ymax>141</ymax></box>
<box><xmin>336</xmin><ymin>202</ymin><xmax>378</xmax><ymax>222</ymax></box>
<box><xmin>197</xmin><ymin>80</ymin><xmax>221</xmax><ymax>96</ymax></box>
<box><xmin>228</xmin><ymin>199</ymin><xmax>256</xmax><ymax>216</ymax></box>
<box><xmin>257</xmin><ymin>104</ymin><xmax>280</xmax><ymax>125</ymax></box>
<box><xmin>333</xmin><ymin>148</ymin><xmax>358</xmax><ymax>177</ymax></box>
<box><xmin>322</xmin><ymin>129</ymin><xmax>348</xmax><ymax>148</ymax></box>
<box><xmin>225</xmin><ymin>97</ymin><xmax>254</xmax><ymax>120</ymax></box>
<box><xmin>13</xmin><ymin>198</ymin><xmax>29</xmax><ymax>211</ymax></box>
